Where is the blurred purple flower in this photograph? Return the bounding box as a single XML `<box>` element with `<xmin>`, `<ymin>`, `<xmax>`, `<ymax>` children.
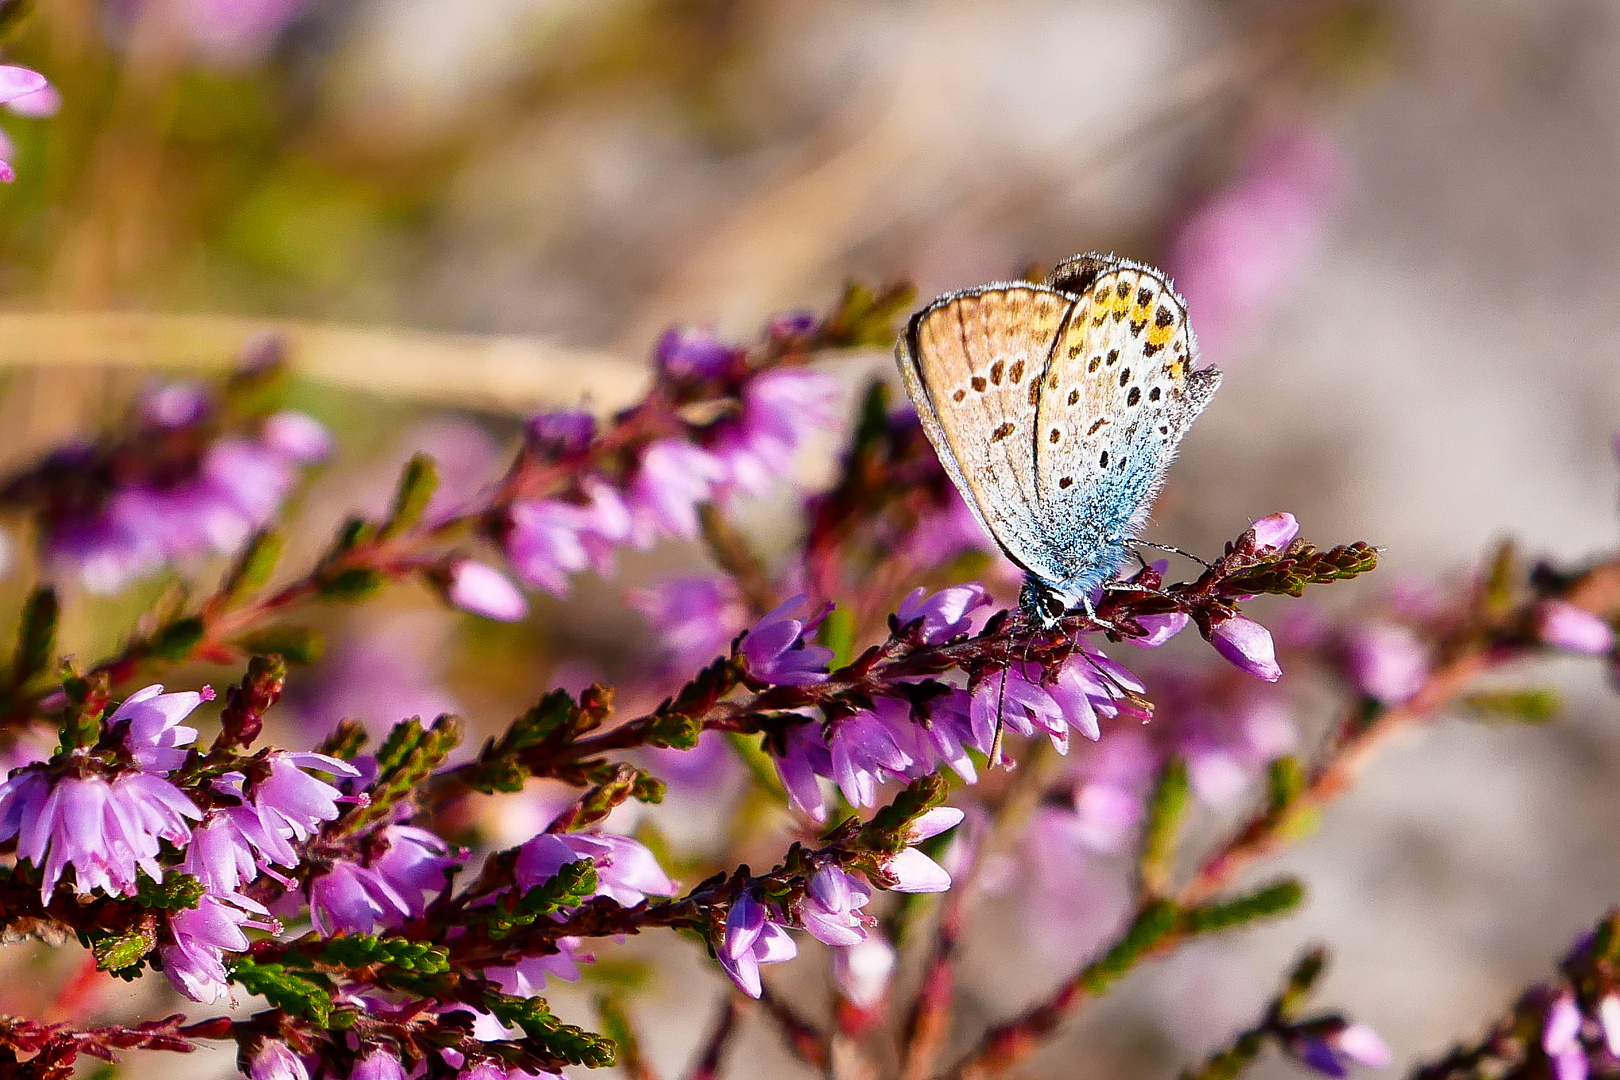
<box><xmin>505</xmin><ymin>481</ymin><xmax>634</xmax><ymax>597</ymax></box>
<box><xmin>1342</xmin><ymin>622</ymin><xmax>1429</xmax><ymax>705</ymax></box>
<box><xmin>163</xmin><ymin>893</ymin><xmax>276</xmax><ymax>1003</ymax></box>
<box><xmin>655</xmin><ymin>327</ymin><xmax>737</xmax><ymax>379</ymax></box>
<box><xmin>741</xmin><ymin>594</ymin><xmax>835</xmax><ymax>686</ymax></box>
<box><xmin>1537</xmin><ymin>600</ymin><xmax>1615</xmax><ymax>656</ymax></box>
<box><xmin>798</xmin><ymin>866</ymin><xmax>873</xmax><ymax>946</ymax></box>
<box><xmin>0</xmin><ymin>65</ymin><xmax>47</xmax><ymax>182</ymax></box>
<box><xmin>711</xmin><ymin>368</ymin><xmax>838</xmax><ymax>496</ymax></box>
<box><xmin>0</xmin><ymin>769</ymin><xmax>200</xmax><ymax>902</ymax></box>
<box><xmin>896</xmin><ymin>582</ymin><xmax>992</xmax><ymax>643</ymax></box>
<box><xmin>487</xmin><ymin>939</ymin><xmax>594</xmax><ymax>996</ymax></box>
<box><xmin>1167</xmin><ymin>126</ymin><xmax>1349</xmax><ymax>364</ymax></box>
<box><xmin>1211</xmin><ymin>616</ymin><xmax>1282</xmax><ymax>681</ymax></box>
<box><xmin>526</xmin><ymin>409</ymin><xmax>596</xmax><ymax>460</ymax></box>
<box><xmin>515</xmin><ymin>831</ymin><xmax>677</xmax><ymax>907</ymax></box>
<box><xmin>628</xmin><ymin>440</ymin><xmax>727</xmax><ymax>543</ymax></box>
<box><xmin>445</xmin><ymin>559</ymin><xmax>529</xmax><ymax>622</ymax></box>
<box><xmin>180</xmin><ymin>0</ymin><xmax>313</xmax><ymax>66</ymax></box>
<box><xmin>114</xmin><ymin>683</ymin><xmax>210</xmax><ymax>774</ymax></box>
<box><xmin>1544</xmin><ymin>992</ymin><xmax>1588</xmax><ymax>1080</ymax></box>
<box><xmin>1600</xmin><ymin>994</ymin><xmax>1620</xmax><ymax>1057</ymax></box>
<box><xmin>261</xmin><ymin>411</ymin><xmax>333</xmax><ymax>463</ymax></box>
<box><xmin>249</xmin><ymin>1041</ymin><xmax>310</xmax><ymax>1080</ymax></box>
<box><xmin>718</xmin><ymin>892</ymin><xmax>798</xmax><ymax>998</ymax></box>
<box><xmin>629</xmin><ymin>576</ymin><xmax>749</xmax><ymax>670</ymax></box>
<box><xmin>833</xmin><ymin>932</ymin><xmax>896</xmax><ymax>1009</ymax></box>
<box><xmin>1286</xmin><ymin>1020</ymin><xmax>1394</xmax><ymax>1078</ymax></box>
<box><xmin>290</xmin><ymin>618</ymin><xmax>461</xmax><ymax>738</ymax></box>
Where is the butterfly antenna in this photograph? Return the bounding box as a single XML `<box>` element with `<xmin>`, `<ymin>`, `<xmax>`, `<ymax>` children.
<box><xmin>990</xmin><ymin>653</ymin><xmax>1010</xmax><ymax>768</ymax></box>
<box><xmin>1134</xmin><ymin>539</ymin><xmax>1214</xmax><ymax>571</ymax></box>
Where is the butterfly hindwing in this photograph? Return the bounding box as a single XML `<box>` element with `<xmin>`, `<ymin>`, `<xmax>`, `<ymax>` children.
<box><xmin>1033</xmin><ymin>264</ymin><xmax>1220</xmax><ymax>588</ymax></box>
<box><xmin>898</xmin><ymin>284</ymin><xmax>1074</xmax><ymax>577</ymax></box>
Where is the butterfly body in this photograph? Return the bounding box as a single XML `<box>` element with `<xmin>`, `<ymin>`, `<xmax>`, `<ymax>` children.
<box><xmin>896</xmin><ymin>253</ymin><xmax>1221</xmax><ymax>628</ymax></box>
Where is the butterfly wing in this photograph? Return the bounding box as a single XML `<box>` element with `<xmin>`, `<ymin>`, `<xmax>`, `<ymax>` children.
<box><xmin>897</xmin><ymin>284</ymin><xmax>1075</xmax><ymax>579</ymax></box>
<box><xmin>1033</xmin><ymin>263</ymin><xmax>1221</xmax><ymax>592</ymax></box>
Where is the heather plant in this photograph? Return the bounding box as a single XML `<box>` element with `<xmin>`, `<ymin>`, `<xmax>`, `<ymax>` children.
<box><xmin>0</xmin><ymin>263</ymin><xmax>1615</xmax><ymax>1080</ymax></box>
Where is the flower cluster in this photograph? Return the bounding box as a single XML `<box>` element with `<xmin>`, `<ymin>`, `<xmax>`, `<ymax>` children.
<box><xmin>0</xmin><ymin>379</ymin><xmax>330</xmax><ymax>593</ymax></box>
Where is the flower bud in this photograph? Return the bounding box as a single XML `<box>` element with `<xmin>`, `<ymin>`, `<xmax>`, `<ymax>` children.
<box><xmin>445</xmin><ymin>560</ymin><xmax>529</xmax><ymax>622</ymax></box>
<box><xmin>1211</xmin><ymin>616</ymin><xmax>1282</xmax><ymax>681</ymax></box>
<box><xmin>1537</xmin><ymin>600</ymin><xmax>1615</xmax><ymax>656</ymax></box>
<box><xmin>1252</xmin><ymin>512</ymin><xmax>1300</xmax><ymax>551</ymax></box>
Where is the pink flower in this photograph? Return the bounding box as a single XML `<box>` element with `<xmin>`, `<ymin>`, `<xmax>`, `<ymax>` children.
<box><xmin>515</xmin><ymin>832</ymin><xmax>677</xmax><ymax>907</ymax></box>
<box><xmin>163</xmin><ymin>894</ymin><xmax>276</xmax><ymax>1003</ymax></box>
<box><xmin>113</xmin><ymin>684</ymin><xmax>210</xmax><ymax>774</ymax></box>
<box><xmin>1342</xmin><ymin>622</ymin><xmax>1428</xmax><ymax>704</ymax></box>
<box><xmin>740</xmin><ymin>594</ymin><xmax>835</xmax><ymax>686</ymax></box>
<box><xmin>896</xmin><ymin>583</ymin><xmax>992</xmax><ymax>643</ymax></box>
<box><xmin>718</xmin><ymin>893</ymin><xmax>798</xmax><ymax>998</ymax></box>
<box><xmin>1537</xmin><ymin>601</ymin><xmax>1615</xmax><ymax>656</ymax></box>
<box><xmin>1211</xmin><ymin>616</ymin><xmax>1282</xmax><ymax>681</ymax></box>
<box><xmin>446</xmin><ymin>560</ymin><xmax>529</xmax><ymax>622</ymax></box>
<box><xmin>832</xmin><ymin>933</ymin><xmax>896</xmax><ymax>1009</ymax></box>
<box><xmin>1251</xmin><ymin>512</ymin><xmax>1301</xmax><ymax>551</ymax></box>
<box><xmin>798</xmin><ymin>867</ymin><xmax>873</xmax><ymax>946</ymax></box>
<box><xmin>249</xmin><ymin>1041</ymin><xmax>310</xmax><ymax>1080</ymax></box>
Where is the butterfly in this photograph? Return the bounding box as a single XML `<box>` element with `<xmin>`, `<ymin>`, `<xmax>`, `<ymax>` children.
<box><xmin>896</xmin><ymin>252</ymin><xmax>1222</xmax><ymax>629</ymax></box>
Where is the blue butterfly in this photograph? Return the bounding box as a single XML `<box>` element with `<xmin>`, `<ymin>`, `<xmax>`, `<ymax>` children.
<box><xmin>896</xmin><ymin>253</ymin><xmax>1221</xmax><ymax>627</ymax></box>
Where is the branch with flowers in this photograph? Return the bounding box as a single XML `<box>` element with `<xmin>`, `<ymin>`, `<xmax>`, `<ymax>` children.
<box><xmin>0</xmin><ymin>268</ymin><xmax>1615</xmax><ymax>1080</ymax></box>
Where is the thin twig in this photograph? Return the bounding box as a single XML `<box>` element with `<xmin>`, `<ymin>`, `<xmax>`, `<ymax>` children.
<box><xmin>758</xmin><ymin>983</ymin><xmax>832</xmax><ymax>1071</ymax></box>
<box><xmin>685</xmin><ymin>995</ymin><xmax>750</xmax><ymax>1080</ymax></box>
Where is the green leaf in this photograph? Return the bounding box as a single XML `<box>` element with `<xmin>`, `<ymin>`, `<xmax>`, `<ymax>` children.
<box><xmin>1266</xmin><ymin>756</ymin><xmax>1307</xmax><ymax>816</ymax></box>
<box><xmin>149</xmin><ymin>618</ymin><xmax>206</xmax><ymax>661</ymax></box>
<box><xmin>92</xmin><ymin>921</ymin><xmax>157</xmax><ymax>972</ymax></box>
<box><xmin>1080</xmin><ymin>899</ymin><xmax>1180</xmax><ymax>996</ymax></box>
<box><xmin>1220</xmin><ymin>542</ymin><xmax>1380</xmax><ymax>598</ymax></box>
<box><xmin>318</xmin><ymin>934</ymin><xmax>450</xmax><ymax>975</ymax></box>
<box><xmin>1140</xmin><ymin>757</ymin><xmax>1189</xmax><ymax>894</ymax></box>
<box><xmin>816</xmin><ymin>607</ymin><xmax>856</xmax><ymax>669</ymax></box>
<box><xmin>481</xmin><ymin>991</ymin><xmax>616</xmax><ymax>1068</ymax></box>
<box><xmin>230</xmin><ymin>960</ymin><xmax>333</xmax><ymax>1025</ymax></box>
<box><xmin>340</xmin><ymin>714</ymin><xmax>463</xmax><ymax>833</ymax></box>
<box><xmin>318</xmin><ymin>567</ymin><xmax>387</xmax><ymax>602</ymax></box>
<box><xmin>317</xmin><ymin>718</ymin><xmax>368</xmax><ymax>760</ymax></box>
<box><xmin>1462</xmin><ymin>687</ymin><xmax>1561</xmax><ymax>724</ymax></box>
<box><xmin>134</xmin><ymin>870</ymin><xmax>204</xmax><ymax>911</ymax></box>
<box><xmin>234</xmin><ymin>625</ymin><xmax>325</xmax><ymax>665</ymax></box>
<box><xmin>819</xmin><ymin>281</ymin><xmax>917</xmax><ymax>349</ymax></box>
<box><xmin>219</xmin><ymin>530</ymin><xmax>284</xmax><ymax>602</ymax></box>
<box><xmin>381</xmin><ymin>453</ymin><xmax>439</xmax><ymax>539</ymax></box>
<box><xmin>12</xmin><ymin>587</ymin><xmax>58</xmax><ymax>689</ymax></box>
<box><xmin>1183</xmin><ymin>879</ymin><xmax>1305</xmax><ymax>936</ymax></box>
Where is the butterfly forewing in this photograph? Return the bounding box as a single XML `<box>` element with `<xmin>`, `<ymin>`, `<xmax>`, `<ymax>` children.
<box><xmin>899</xmin><ymin>285</ymin><xmax>1074</xmax><ymax>576</ymax></box>
<box><xmin>1034</xmin><ymin>267</ymin><xmax>1219</xmax><ymax>573</ymax></box>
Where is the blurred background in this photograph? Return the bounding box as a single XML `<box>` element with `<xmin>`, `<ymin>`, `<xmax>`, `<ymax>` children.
<box><xmin>2</xmin><ymin>0</ymin><xmax>1620</xmax><ymax>1077</ymax></box>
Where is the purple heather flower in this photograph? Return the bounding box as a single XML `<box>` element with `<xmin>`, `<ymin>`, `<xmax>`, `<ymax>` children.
<box><xmin>1286</xmin><ymin>1021</ymin><xmax>1394</xmax><ymax>1078</ymax></box>
<box><xmin>769</xmin><ymin>311</ymin><xmax>819</xmax><ymax>341</ymax></box>
<box><xmin>1600</xmin><ymin>994</ymin><xmax>1620</xmax><ymax>1057</ymax></box>
<box><xmin>515</xmin><ymin>832</ymin><xmax>677</xmax><ymax>907</ymax></box>
<box><xmin>1127</xmin><ymin>611</ymin><xmax>1190</xmax><ymax>648</ymax></box>
<box><xmin>878</xmin><ymin>806</ymin><xmax>964</xmax><ymax>894</ymax></box>
<box><xmin>896</xmin><ymin>583</ymin><xmax>992</xmax><ymax>643</ymax></box>
<box><xmin>163</xmin><ymin>893</ymin><xmax>275</xmax><ymax>1003</ymax></box>
<box><xmin>0</xmin><ymin>769</ymin><xmax>200</xmax><ymax>902</ymax></box>
<box><xmin>719</xmin><ymin>892</ymin><xmax>798</xmax><ymax>998</ymax></box>
<box><xmin>253</xmin><ymin>751</ymin><xmax>360</xmax><ymax>842</ymax></box>
<box><xmin>828</xmin><ymin>703</ymin><xmax>917</xmax><ymax>807</ymax></box>
<box><xmin>1251</xmin><ymin>512</ymin><xmax>1300</xmax><ymax>551</ymax></box>
<box><xmin>969</xmin><ymin>665</ymin><xmax>1062</xmax><ymax>747</ymax></box>
<box><xmin>0</xmin><ymin>66</ymin><xmax>46</xmax><ymax>182</ymax></box>
<box><xmin>909</xmin><ymin>689</ymin><xmax>985</xmax><ymax>783</ymax></box>
<box><xmin>308</xmin><ymin>825</ymin><xmax>460</xmax><ymax>935</ymax></box>
<box><xmin>180</xmin><ymin>0</ymin><xmax>315</xmax><ymax>65</ymax></box>
<box><xmin>1211</xmin><ymin>616</ymin><xmax>1282</xmax><ymax>681</ymax></box>
<box><xmin>446</xmin><ymin>560</ymin><xmax>530</xmax><ymax>622</ymax></box>
<box><xmin>628</xmin><ymin>576</ymin><xmax>749</xmax><ymax>670</ymax></box>
<box><xmin>261</xmin><ymin>410</ymin><xmax>333</xmax><ymax>463</ymax></box>
<box><xmin>1545</xmin><ymin>991</ymin><xmax>1586</xmax><ymax>1080</ymax></box>
<box><xmin>1537</xmin><ymin>600</ymin><xmax>1616</xmax><ymax>656</ymax></box>
<box><xmin>711</xmin><ymin>368</ymin><xmax>839</xmax><ymax>496</ymax></box>
<box><xmin>1342</xmin><ymin>622</ymin><xmax>1429</xmax><ymax>705</ymax></box>
<box><xmin>371</xmin><ymin>824</ymin><xmax>462</xmax><ymax>912</ymax></box>
<box><xmin>655</xmin><ymin>327</ymin><xmax>736</xmax><ymax>379</ymax></box>
<box><xmin>183</xmin><ymin>805</ymin><xmax>277</xmax><ymax>895</ymax></box>
<box><xmin>628</xmin><ymin>440</ymin><xmax>727</xmax><ymax>542</ymax></box>
<box><xmin>351</xmin><ymin>1051</ymin><xmax>407</xmax><ymax>1080</ymax></box>
<box><xmin>505</xmin><ymin>482</ymin><xmax>633</xmax><ymax>597</ymax></box>
<box><xmin>250</xmin><ymin>1041</ymin><xmax>311</xmax><ymax>1080</ymax></box>
<box><xmin>487</xmin><ymin>939</ymin><xmax>594</xmax><ymax>996</ymax></box>
<box><xmin>798</xmin><ymin>866</ymin><xmax>873</xmax><ymax>946</ymax></box>
<box><xmin>141</xmin><ymin>382</ymin><xmax>209</xmax><ymax>427</ymax></box>
<box><xmin>774</xmin><ymin>722</ymin><xmax>833</xmax><ymax>821</ymax></box>
<box><xmin>112</xmin><ymin>683</ymin><xmax>211</xmax><ymax>774</ymax></box>
<box><xmin>526</xmin><ymin>409</ymin><xmax>597</xmax><ymax>459</ymax></box>
<box><xmin>740</xmin><ymin>594</ymin><xmax>835</xmax><ymax>686</ymax></box>
<box><xmin>833</xmin><ymin>932</ymin><xmax>896</xmax><ymax>1009</ymax></box>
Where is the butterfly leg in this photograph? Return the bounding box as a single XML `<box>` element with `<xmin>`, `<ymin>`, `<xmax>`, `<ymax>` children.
<box><xmin>1131</xmin><ymin>539</ymin><xmax>1214</xmax><ymax>570</ymax></box>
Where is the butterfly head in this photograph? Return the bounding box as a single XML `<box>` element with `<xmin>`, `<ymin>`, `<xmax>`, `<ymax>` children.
<box><xmin>1019</xmin><ymin>576</ymin><xmax>1075</xmax><ymax>630</ymax></box>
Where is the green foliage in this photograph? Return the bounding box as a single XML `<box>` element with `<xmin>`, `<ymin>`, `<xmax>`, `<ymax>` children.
<box><xmin>486</xmin><ymin>860</ymin><xmax>600</xmax><ymax>939</ymax></box>
<box><xmin>381</xmin><ymin>453</ymin><xmax>438</xmax><ymax>539</ymax></box>
<box><xmin>59</xmin><ymin>666</ymin><xmax>109</xmax><ymax>752</ymax></box>
<box><xmin>1183</xmin><ymin>879</ymin><xmax>1306</xmax><ymax>936</ymax></box>
<box><xmin>1081</xmin><ymin>899</ymin><xmax>1181</xmax><ymax>995</ymax></box>
<box><xmin>859</xmin><ymin>773</ymin><xmax>948</xmax><ymax>854</ymax></box>
<box><xmin>463</xmin><ymin>687</ymin><xmax>621</xmax><ymax>793</ymax></box>
<box><xmin>219</xmin><ymin>530</ymin><xmax>284</xmax><ymax>602</ymax></box>
<box><xmin>1140</xmin><ymin>757</ymin><xmax>1190</xmax><ymax>894</ymax></box>
<box><xmin>234</xmin><ymin>625</ymin><xmax>325</xmax><ymax>665</ymax></box>
<box><xmin>230</xmin><ymin>960</ymin><xmax>333</xmax><ymax>1025</ymax></box>
<box><xmin>1463</xmin><ymin>687</ymin><xmax>1561</xmax><ymax>724</ymax></box>
<box><xmin>819</xmin><ymin>281</ymin><xmax>917</xmax><ymax>349</ymax></box>
<box><xmin>149</xmin><ymin>618</ymin><xmax>206</xmax><ymax>662</ymax></box>
<box><xmin>338</xmin><ymin>714</ymin><xmax>462</xmax><ymax>833</ymax></box>
<box><xmin>318</xmin><ymin>566</ymin><xmax>387</xmax><ymax>602</ymax></box>
<box><xmin>12</xmin><ymin>587</ymin><xmax>57</xmax><ymax>689</ymax></box>
<box><xmin>1221</xmin><ymin>542</ymin><xmax>1380</xmax><ymax>598</ymax></box>
<box><xmin>481</xmin><ymin>992</ymin><xmax>616</xmax><ymax>1068</ymax></box>
<box><xmin>133</xmin><ymin>871</ymin><xmax>204</xmax><ymax>911</ymax></box>
<box><xmin>1267</xmin><ymin>756</ymin><xmax>1307</xmax><ymax>816</ymax></box>
<box><xmin>317</xmin><ymin>934</ymin><xmax>450</xmax><ymax>975</ymax></box>
<box><xmin>317</xmin><ymin>718</ymin><xmax>368</xmax><ymax>760</ymax></box>
<box><xmin>86</xmin><ymin>918</ymin><xmax>157</xmax><ymax>974</ymax></box>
